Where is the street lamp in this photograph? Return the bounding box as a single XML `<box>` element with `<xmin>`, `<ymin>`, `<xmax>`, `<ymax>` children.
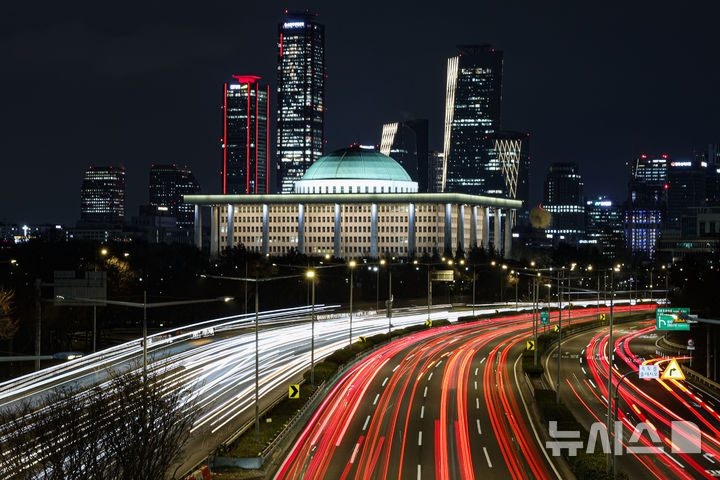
<box><xmin>348</xmin><ymin>260</ymin><xmax>356</xmax><ymax>345</ymax></box>
<box><xmin>306</xmin><ymin>270</ymin><xmax>316</xmax><ymax>385</ymax></box>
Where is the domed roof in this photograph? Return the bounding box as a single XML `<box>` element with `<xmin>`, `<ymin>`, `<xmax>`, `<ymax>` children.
<box><xmin>301</xmin><ymin>146</ymin><xmax>413</xmax><ymax>182</ymax></box>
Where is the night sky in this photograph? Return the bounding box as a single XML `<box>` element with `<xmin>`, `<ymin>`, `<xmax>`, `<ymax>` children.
<box><xmin>2</xmin><ymin>1</ymin><xmax>719</xmax><ymax>225</ymax></box>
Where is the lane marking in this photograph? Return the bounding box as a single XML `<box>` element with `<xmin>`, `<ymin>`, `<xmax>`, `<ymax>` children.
<box><xmin>350</xmin><ymin>440</ymin><xmax>362</xmax><ymax>463</ymax></box>
<box><xmin>417</xmin><ymin>465</ymin><xmax>421</xmax><ymax>480</ymax></box>
<box><xmin>436</xmin><ymin>360</ymin><xmax>443</xmax><ymax>367</ymax></box>
<box><xmin>588</xmin><ymin>379</ymin><xmax>597</xmax><ymax>389</ymax></box>
<box><xmin>480</xmin><ymin>357</ymin><xmax>486</xmax><ymax>364</ymax></box>
<box><xmin>476</xmin><ymin>419</ymin><xmax>482</xmax><ymax>434</ymax></box>
<box><xmin>363</xmin><ymin>415</ymin><xmax>371</xmax><ymax>431</ymax></box>
<box><xmin>475</xmin><ymin>367</ymin><xmax>479</xmax><ymax>375</ymax></box>
<box><xmin>424</xmin><ymin>386</ymin><xmax>428</xmax><ymax>398</ymax></box>
<box><xmin>382</xmin><ymin>377</ymin><xmax>389</xmax><ymax>387</ymax></box>
<box><xmin>483</xmin><ymin>446</ymin><xmax>493</xmax><ymax>467</ymax></box>
<box><xmin>428</xmin><ymin>372</ymin><xmax>433</xmax><ymax>381</ymax></box>
<box><xmin>393</xmin><ymin>365</ymin><xmax>400</xmax><ymax>372</ymax></box>
<box><xmin>420</xmin><ymin>405</ymin><xmax>425</xmax><ymax>419</ymax></box>
<box><xmin>476</xmin><ymin>397</ymin><xmax>480</xmax><ymax>409</ymax></box>
<box><xmin>474</xmin><ymin>381</ymin><xmax>478</xmax><ymax>390</ymax></box>
<box><xmin>581</xmin><ymin>367</ymin><xmax>587</xmax><ymax>375</ymax></box>
<box><xmin>418</xmin><ymin>431</ymin><xmax>423</xmax><ymax>446</ymax></box>
<box><xmin>373</xmin><ymin>393</ymin><xmax>380</xmax><ymax>405</ymax></box>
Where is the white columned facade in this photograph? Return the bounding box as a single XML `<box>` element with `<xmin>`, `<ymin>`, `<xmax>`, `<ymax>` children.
<box><xmin>194</xmin><ymin>205</ymin><xmax>202</xmax><ymax>250</ymax></box>
<box><xmin>504</xmin><ymin>210</ymin><xmax>513</xmax><ymax>258</ymax></box>
<box><xmin>493</xmin><ymin>208</ymin><xmax>502</xmax><ymax>253</ymax></box>
<box><xmin>210</xmin><ymin>205</ymin><xmax>219</xmax><ymax>258</ymax></box>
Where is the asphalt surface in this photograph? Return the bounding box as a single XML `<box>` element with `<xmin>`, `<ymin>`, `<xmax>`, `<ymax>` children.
<box><xmin>546</xmin><ymin>320</ymin><xmax>720</xmax><ymax>479</ymax></box>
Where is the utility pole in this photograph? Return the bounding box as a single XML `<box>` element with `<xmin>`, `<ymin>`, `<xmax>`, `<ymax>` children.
<box><xmin>255</xmin><ymin>280</ymin><xmax>260</xmax><ymax>443</ymax></box>
<box><xmin>143</xmin><ymin>290</ymin><xmax>148</xmax><ymax>381</ymax></box>
<box><xmin>534</xmin><ymin>278</ymin><xmax>538</xmax><ymax>366</ymax></box>
<box><xmin>34</xmin><ymin>279</ymin><xmax>41</xmax><ymax>372</ymax></box>
<box><xmin>556</xmin><ymin>274</ymin><xmax>562</xmax><ymax>404</ymax></box>
<box><xmin>606</xmin><ymin>268</ymin><xmax>616</xmax><ymax>475</ymax></box>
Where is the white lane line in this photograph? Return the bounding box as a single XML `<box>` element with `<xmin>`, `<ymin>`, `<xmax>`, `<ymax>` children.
<box><xmin>704</xmin><ymin>453</ymin><xmax>715</xmax><ymax>464</ymax></box>
<box><xmin>350</xmin><ymin>441</ymin><xmax>361</xmax><ymax>463</ymax></box>
<box><xmin>474</xmin><ymin>381</ymin><xmax>478</xmax><ymax>390</ymax></box>
<box><xmin>476</xmin><ymin>419</ymin><xmax>482</xmax><ymax>434</ymax></box>
<box><xmin>480</xmin><ymin>357</ymin><xmax>486</xmax><ymax>364</ymax></box>
<box><xmin>417</xmin><ymin>465</ymin><xmax>422</xmax><ymax>480</ymax></box>
<box><xmin>424</xmin><ymin>386</ymin><xmax>428</xmax><ymax>398</ymax></box>
<box><xmin>476</xmin><ymin>397</ymin><xmax>480</xmax><ymax>409</ymax></box>
<box><xmin>418</xmin><ymin>431</ymin><xmax>423</xmax><ymax>446</ymax></box>
<box><xmin>581</xmin><ymin>367</ymin><xmax>587</xmax><ymax>375</ymax></box>
<box><xmin>363</xmin><ymin>415</ymin><xmax>371</xmax><ymax>431</ymax></box>
<box><xmin>382</xmin><ymin>377</ymin><xmax>389</xmax><ymax>387</ymax></box>
<box><xmin>475</xmin><ymin>367</ymin><xmax>479</xmax><ymax>375</ymax></box>
<box><xmin>436</xmin><ymin>360</ymin><xmax>443</xmax><ymax>367</ymax></box>
<box><xmin>420</xmin><ymin>405</ymin><xmax>425</xmax><ymax>419</ymax></box>
<box><xmin>483</xmin><ymin>446</ymin><xmax>493</xmax><ymax>467</ymax></box>
<box><xmin>428</xmin><ymin>372</ymin><xmax>433</xmax><ymax>381</ymax></box>
<box><xmin>588</xmin><ymin>379</ymin><xmax>597</xmax><ymax>389</ymax></box>
<box><xmin>373</xmin><ymin>393</ymin><xmax>380</xmax><ymax>405</ymax></box>
<box><xmin>393</xmin><ymin>365</ymin><xmax>400</xmax><ymax>372</ymax></box>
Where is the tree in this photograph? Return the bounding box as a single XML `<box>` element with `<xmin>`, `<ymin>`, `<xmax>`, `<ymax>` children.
<box><xmin>0</xmin><ymin>364</ymin><xmax>199</xmax><ymax>479</ymax></box>
<box><xmin>0</xmin><ymin>288</ymin><xmax>17</xmax><ymax>341</ymax></box>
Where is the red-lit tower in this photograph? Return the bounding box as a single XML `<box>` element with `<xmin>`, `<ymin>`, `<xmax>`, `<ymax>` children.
<box><xmin>221</xmin><ymin>75</ymin><xmax>270</xmax><ymax>194</ymax></box>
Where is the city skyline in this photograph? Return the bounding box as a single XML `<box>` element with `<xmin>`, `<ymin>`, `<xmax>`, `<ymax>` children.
<box><xmin>2</xmin><ymin>1</ymin><xmax>720</xmax><ymax>224</ymax></box>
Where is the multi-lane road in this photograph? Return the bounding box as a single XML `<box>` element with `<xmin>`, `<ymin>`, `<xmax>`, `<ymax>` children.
<box><xmin>548</xmin><ymin>320</ymin><xmax>720</xmax><ymax>479</ymax></box>
<box><xmin>275</xmin><ymin>306</ymin><xmax>652</xmax><ymax>480</ymax></box>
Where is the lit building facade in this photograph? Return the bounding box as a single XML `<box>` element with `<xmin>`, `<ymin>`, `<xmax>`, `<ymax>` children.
<box><xmin>442</xmin><ymin>45</ymin><xmax>503</xmax><ymax>195</ymax></box>
<box><xmin>429</xmin><ymin>151</ymin><xmax>444</xmax><ymax>193</ymax></box>
<box><xmin>627</xmin><ymin>154</ymin><xmax>668</xmax><ymax>258</ymax></box>
<box><xmin>491</xmin><ymin>131</ymin><xmax>530</xmax><ymax>225</ymax></box>
<box><xmin>222</xmin><ymin>75</ymin><xmax>270</xmax><ymax>194</ymax></box>
<box><xmin>80</xmin><ymin>166</ymin><xmax>126</xmax><ymax>224</ymax></box>
<box><xmin>543</xmin><ymin>162</ymin><xmax>584</xmax><ymax>240</ymax></box>
<box><xmin>149</xmin><ymin>164</ymin><xmax>201</xmax><ymax>229</ymax></box>
<box><xmin>666</xmin><ymin>159</ymin><xmax>708</xmax><ymax>227</ymax></box>
<box><xmin>276</xmin><ymin>11</ymin><xmax>325</xmax><ymax>194</ymax></box>
<box><xmin>583</xmin><ymin>197</ymin><xmax>624</xmax><ymax>257</ymax></box>
<box><xmin>380</xmin><ymin>119</ymin><xmax>430</xmax><ymax>192</ymax></box>
<box><xmin>186</xmin><ymin>147</ymin><xmax>520</xmax><ymax>259</ymax></box>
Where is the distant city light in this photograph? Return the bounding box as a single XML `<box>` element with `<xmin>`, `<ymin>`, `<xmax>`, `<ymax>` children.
<box><xmin>283</xmin><ymin>21</ymin><xmax>305</xmax><ymax>28</ymax></box>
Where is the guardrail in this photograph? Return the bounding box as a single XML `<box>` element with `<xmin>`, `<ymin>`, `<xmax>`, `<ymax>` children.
<box><xmin>683</xmin><ymin>366</ymin><xmax>720</xmax><ymax>393</ymax></box>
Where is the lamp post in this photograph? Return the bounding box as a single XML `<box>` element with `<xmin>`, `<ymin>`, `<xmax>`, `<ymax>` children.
<box><xmin>606</xmin><ymin>264</ymin><xmax>620</xmax><ymax>474</ymax></box>
<box><xmin>348</xmin><ymin>260</ymin><xmax>356</xmax><ymax>345</ymax></box>
<box><xmin>306</xmin><ymin>270</ymin><xmax>316</xmax><ymax>385</ymax></box>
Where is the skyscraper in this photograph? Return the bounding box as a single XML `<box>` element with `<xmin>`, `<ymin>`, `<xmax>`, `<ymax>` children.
<box><xmin>80</xmin><ymin>166</ymin><xmax>126</xmax><ymax>224</ymax></box>
<box><xmin>429</xmin><ymin>151</ymin><xmax>445</xmax><ymax>193</ymax></box>
<box><xmin>491</xmin><ymin>131</ymin><xmax>530</xmax><ymax>224</ymax></box>
<box><xmin>379</xmin><ymin>119</ymin><xmax>430</xmax><ymax>191</ymax></box>
<box><xmin>666</xmin><ymin>159</ymin><xmax>708</xmax><ymax>227</ymax></box>
<box><xmin>149</xmin><ymin>164</ymin><xmax>201</xmax><ymax>229</ymax></box>
<box><xmin>543</xmin><ymin>162</ymin><xmax>585</xmax><ymax>240</ymax></box>
<box><xmin>627</xmin><ymin>154</ymin><xmax>668</xmax><ymax>258</ymax></box>
<box><xmin>276</xmin><ymin>10</ymin><xmax>325</xmax><ymax>193</ymax></box>
<box><xmin>584</xmin><ymin>197</ymin><xmax>625</xmax><ymax>257</ymax></box>
<box><xmin>221</xmin><ymin>75</ymin><xmax>270</xmax><ymax>195</ymax></box>
<box><xmin>442</xmin><ymin>45</ymin><xmax>503</xmax><ymax>195</ymax></box>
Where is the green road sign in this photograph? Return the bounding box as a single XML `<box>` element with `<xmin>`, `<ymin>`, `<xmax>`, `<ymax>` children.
<box><xmin>540</xmin><ymin>312</ymin><xmax>549</xmax><ymax>326</ymax></box>
<box><xmin>656</xmin><ymin>307</ymin><xmax>690</xmax><ymax>331</ymax></box>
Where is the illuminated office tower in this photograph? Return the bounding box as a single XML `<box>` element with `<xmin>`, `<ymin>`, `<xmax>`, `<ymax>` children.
<box><xmin>80</xmin><ymin>166</ymin><xmax>126</xmax><ymax>224</ymax></box>
<box><xmin>276</xmin><ymin>10</ymin><xmax>326</xmax><ymax>193</ymax></box>
<box><xmin>380</xmin><ymin>119</ymin><xmax>429</xmax><ymax>191</ymax></box>
<box><xmin>543</xmin><ymin>162</ymin><xmax>585</xmax><ymax>240</ymax></box>
<box><xmin>221</xmin><ymin>75</ymin><xmax>270</xmax><ymax>194</ymax></box>
<box><xmin>149</xmin><ymin>164</ymin><xmax>201</xmax><ymax>229</ymax></box>
<box><xmin>492</xmin><ymin>131</ymin><xmax>530</xmax><ymax>224</ymax></box>
<box><xmin>627</xmin><ymin>154</ymin><xmax>669</xmax><ymax>257</ymax></box>
<box><xmin>442</xmin><ymin>45</ymin><xmax>503</xmax><ymax>195</ymax></box>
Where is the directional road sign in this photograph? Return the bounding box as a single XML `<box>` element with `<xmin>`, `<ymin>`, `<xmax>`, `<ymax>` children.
<box><xmin>662</xmin><ymin>359</ymin><xmax>685</xmax><ymax>380</ymax></box>
<box><xmin>540</xmin><ymin>312</ymin><xmax>549</xmax><ymax>326</ymax></box>
<box><xmin>638</xmin><ymin>364</ymin><xmax>660</xmax><ymax>379</ymax></box>
<box><xmin>656</xmin><ymin>308</ymin><xmax>691</xmax><ymax>331</ymax></box>
<box><xmin>600</xmin><ymin>314</ymin><xmax>606</xmax><ymax>321</ymax></box>
<box><xmin>359</xmin><ymin>336</ymin><xmax>366</xmax><ymax>343</ymax></box>
<box><xmin>554</xmin><ymin>325</ymin><xmax>560</xmax><ymax>333</ymax></box>
<box><xmin>425</xmin><ymin>319</ymin><xmax>432</xmax><ymax>327</ymax></box>
<box><xmin>526</xmin><ymin>340</ymin><xmax>535</xmax><ymax>351</ymax></box>
<box><xmin>289</xmin><ymin>384</ymin><xmax>300</xmax><ymax>399</ymax></box>
<box><xmin>687</xmin><ymin>339</ymin><xmax>695</xmax><ymax>351</ymax></box>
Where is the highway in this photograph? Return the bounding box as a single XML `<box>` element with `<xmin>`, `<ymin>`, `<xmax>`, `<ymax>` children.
<box><xmin>546</xmin><ymin>320</ymin><xmax>720</xmax><ymax>479</ymax></box>
<box><xmin>274</xmin><ymin>306</ymin><xmax>650</xmax><ymax>480</ymax></box>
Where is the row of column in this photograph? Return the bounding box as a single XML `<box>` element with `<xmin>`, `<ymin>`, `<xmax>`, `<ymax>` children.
<box><xmin>196</xmin><ymin>203</ymin><xmax>514</xmax><ymax>259</ymax></box>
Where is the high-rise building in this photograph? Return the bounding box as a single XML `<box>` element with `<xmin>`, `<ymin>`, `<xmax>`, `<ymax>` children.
<box><xmin>149</xmin><ymin>164</ymin><xmax>201</xmax><ymax>229</ymax></box>
<box><xmin>627</xmin><ymin>154</ymin><xmax>668</xmax><ymax>258</ymax></box>
<box><xmin>429</xmin><ymin>151</ymin><xmax>445</xmax><ymax>193</ymax></box>
<box><xmin>276</xmin><ymin>10</ymin><xmax>325</xmax><ymax>193</ymax></box>
<box><xmin>221</xmin><ymin>75</ymin><xmax>270</xmax><ymax>195</ymax></box>
<box><xmin>380</xmin><ymin>119</ymin><xmax>430</xmax><ymax>191</ymax></box>
<box><xmin>584</xmin><ymin>197</ymin><xmax>625</xmax><ymax>257</ymax></box>
<box><xmin>666</xmin><ymin>159</ymin><xmax>708</xmax><ymax>227</ymax></box>
<box><xmin>491</xmin><ymin>131</ymin><xmax>530</xmax><ymax>224</ymax></box>
<box><xmin>442</xmin><ymin>45</ymin><xmax>503</xmax><ymax>195</ymax></box>
<box><xmin>80</xmin><ymin>166</ymin><xmax>126</xmax><ymax>224</ymax></box>
<box><xmin>543</xmin><ymin>162</ymin><xmax>584</xmax><ymax>240</ymax></box>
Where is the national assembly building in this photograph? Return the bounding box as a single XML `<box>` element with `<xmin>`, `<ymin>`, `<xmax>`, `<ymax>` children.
<box><xmin>185</xmin><ymin>145</ymin><xmax>521</xmax><ymax>259</ymax></box>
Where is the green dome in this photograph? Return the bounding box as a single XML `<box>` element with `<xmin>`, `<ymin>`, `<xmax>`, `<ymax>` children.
<box><xmin>301</xmin><ymin>146</ymin><xmax>413</xmax><ymax>182</ymax></box>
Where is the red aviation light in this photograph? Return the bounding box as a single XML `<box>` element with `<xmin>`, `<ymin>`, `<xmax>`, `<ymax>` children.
<box><xmin>232</xmin><ymin>75</ymin><xmax>261</xmax><ymax>84</ymax></box>
<box><xmin>664</xmin><ymin>184</ymin><xmax>669</xmax><ymax>190</ymax></box>
<box><xmin>662</xmin><ymin>154</ymin><xmax>668</xmax><ymax>159</ymax></box>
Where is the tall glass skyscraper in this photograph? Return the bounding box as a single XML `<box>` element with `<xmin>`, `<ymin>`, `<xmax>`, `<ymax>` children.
<box><xmin>221</xmin><ymin>75</ymin><xmax>270</xmax><ymax>195</ymax></box>
<box><xmin>276</xmin><ymin>10</ymin><xmax>325</xmax><ymax>193</ymax></box>
<box><xmin>379</xmin><ymin>119</ymin><xmax>429</xmax><ymax>192</ymax></box>
<box><xmin>442</xmin><ymin>45</ymin><xmax>503</xmax><ymax>195</ymax></box>
<box><xmin>80</xmin><ymin>166</ymin><xmax>126</xmax><ymax>224</ymax></box>
<box><xmin>543</xmin><ymin>162</ymin><xmax>585</xmax><ymax>240</ymax></box>
<box><xmin>149</xmin><ymin>164</ymin><xmax>201</xmax><ymax>229</ymax></box>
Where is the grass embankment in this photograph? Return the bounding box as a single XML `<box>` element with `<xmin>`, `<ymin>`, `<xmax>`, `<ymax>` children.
<box><xmin>222</xmin><ymin>318</ymin><xmax>452</xmax><ymax>458</ymax></box>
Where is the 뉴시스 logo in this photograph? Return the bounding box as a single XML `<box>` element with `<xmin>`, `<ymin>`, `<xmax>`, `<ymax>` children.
<box><xmin>545</xmin><ymin>420</ymin><xmax>701</xmax><ymax>456</ymax></box>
